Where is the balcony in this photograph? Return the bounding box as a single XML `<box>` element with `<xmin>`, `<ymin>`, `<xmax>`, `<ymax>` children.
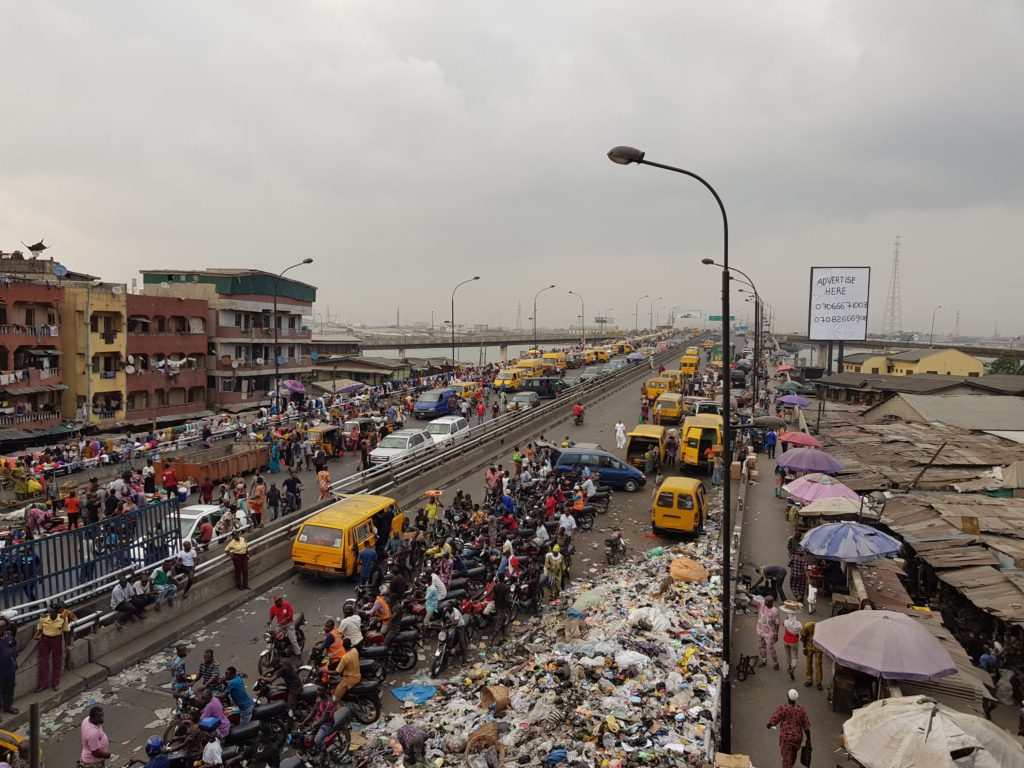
<box><xmin>214</xmin><ymin>357</ymin><xmax>312</xmax><ymax>373</ymax></box>
<box><xmin>126</xmin><ymin>368</ymin><xmax>206</xmax><ymax>392</ymax></box>
<box><xmin>0</xmin><ymin>411</ymin><xmax>62</xmax><ymax>427</ymax></box>
<box><xmin>90</xmin><ymin>328</ymin><xmax>124</xmax><ymax>351</ymax></box>
<box><xmin>215</xmin><ymin>326</ymin><xmax>311</xmax><ymax>340</ymax></box>
<box><xmin>0</xmin><ymin>324</ymin><xmax>60</xmax><ymax>340</ymax></box>
<box><xmin>126</xmin><ymin>331</ymin><xmax>207</xmax><ymax>355</ymax></box>
<box><xmin>91</xmin><ymin>370</ymin><xmax>126</xmax><ymax>391</ymax></box>
<box><xmin>0</xmin><ymin>367</ymin><xmax>63</xmax><ymax>391</ymax></box>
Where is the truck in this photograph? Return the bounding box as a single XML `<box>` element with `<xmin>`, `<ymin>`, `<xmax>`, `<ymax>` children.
<box><xmin>153</xmin><ymin>442</ymin><xmax>269</xmax><ymax>485</ymax></box>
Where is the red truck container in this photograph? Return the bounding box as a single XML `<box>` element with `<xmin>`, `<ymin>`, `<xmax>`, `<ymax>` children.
<box><xmin>153</xmin><ymin>442</ymin><xmax>269</xmax><ymax>485</ymax></box>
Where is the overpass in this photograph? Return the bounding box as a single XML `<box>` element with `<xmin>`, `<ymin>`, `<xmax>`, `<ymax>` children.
<box><xmin>776</xmin><ymin>334</ymin><xmax>1021</xmax><ymax>360</ymax></box>
<box><xmin>356</xmin><ymin>330</ymin><xmax>625</xmax><ymax>356</ymax></box>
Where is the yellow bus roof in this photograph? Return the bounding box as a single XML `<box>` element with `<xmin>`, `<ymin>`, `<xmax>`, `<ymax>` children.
<box><xmin>645</xmin><ymin>377</ymin><xmax>673</xmax><ymax>385</ymax></box>
<box><xmin>300</xmin><ymin>495</ymin><xmax>397</xmax><ymax>528</ymax></box>
<box><xmin>656</xmin><ymin>476</ymin><xmax>704</xmax><ymax>494</ymax></box>
<box><xmin>496</xmin><ymin>368</ymin><xmax>520</xmax><ymax>376</ymax></box>
<box><xmin>683</xmin><ymin>414</ymin><xmax>724</xmax><ymax>429</ymax></box>
<box><xmin>656</xmin><ymin>392</ymin><xmax>683</xmax><ymax>403</ymax></box>
<box><xmin>627</xmin><ymin>424</ymin><xmax>667</xmax><ymax>439</ymax></box>
<box><xmin>542</xmin><ymin>352</ymin><xmax>565</xmax><ymax>359</ymax></box>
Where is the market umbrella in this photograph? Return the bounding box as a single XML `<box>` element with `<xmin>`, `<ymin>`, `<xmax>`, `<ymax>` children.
<box><xmin>778</xmin><ymin>431</ymin><xmax>822</xmax><ymax>448</ymax></box>
<box><xmin>777</xmin><ymin>394</ymin><xmax>809</xmax><ymax>407</ymax></box>
<box><xmin>797</xmin><ymin>496</ymin><xmax>863</xmax><ymax>518</ymax></box>
<box><xmin>800</xmin><ymin>521</ymin><xmax>901</xmax><ymax>563</ymax></box>
<box><xmin>280</xmin><ymin>379</ymin><xmax>305</xmax><ymax>394</ymax></box>
<box><xmin>813</xmin><ymin>610</ymin><xmax>956</xmax><ymax>681</ymax></box>
<box><xmin>776</xmin><ymin>447</ymin><xmax>845</xmax><ymax>473</ymax></box>
<box><xmin>775</xmin><ymin>364</ymin><xmax>796</xmax><ymax>372</ymax></box>
<box><xmin>338</xmin><ymin>382</ymin><xmax>367</xmax><ymax>394</ymax></box>
<box><xmin>842</xmin><ymin>695</ymin><xmax>1024</xmax><ymax>768</ymax></box>
<box><xmin>774</xmin><ymin>380</ymin><xmax>800</xmax><ymax>392</ymax></box>
<box><xmin>752</xmin><ymin>415</ymin><xmax>786</xmax><ymax>428</ymax></box>
<box><xmin>783</xmin><ymin>473</ymin><xmax>862</xmax><ymax>505</ymax></box>
<box><xmin>626</xmin><ymin>352</ymin><xmax>646</xmax><ymax>361</ymax></box>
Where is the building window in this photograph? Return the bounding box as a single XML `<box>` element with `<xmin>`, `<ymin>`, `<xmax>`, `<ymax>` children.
<box><xmin>234</xmin><ymin>313</ymin><xmax>242</xmax><ymax>327</ymax></box>
<box><xmin>287</xmin><ymin>346</ymin><xmax>295</xmax><ymax>360</ymax></box>
<box><xmin>221</xmin><ymin>378</ymin><xmax>235</xmax><ymax>392</ymax></box>
<box><xmin>24</xmin><ymin>308</ymin><xmax>35</xmax><ymax>326</ymax></box>
<box><xmin>288</xmin><ymin>316</ymin><xmax>296</xmax><ymax>330</ymax></box>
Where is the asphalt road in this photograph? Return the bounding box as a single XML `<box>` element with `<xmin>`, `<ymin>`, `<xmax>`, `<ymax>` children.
<box><xmin>37</xmin><ymin>354</ymin><xmax>716</xmax><ymax>765</ymax></box>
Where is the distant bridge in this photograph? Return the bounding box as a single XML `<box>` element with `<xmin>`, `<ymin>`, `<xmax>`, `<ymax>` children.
<box><xmin>776</xmin><ymin>334</ymin><xmax>1022</xmax><ymax>359</ymax></box>
<box><xmin>357</xmin><ymin>330</ymin><xmax>623</xmax><ymax>351</ymax></box>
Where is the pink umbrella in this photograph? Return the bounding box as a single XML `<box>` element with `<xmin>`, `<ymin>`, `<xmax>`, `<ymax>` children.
<box><xmin>783</xmin><ymin>473</ymin><xmax>861</xmax><ymax>505</ymax></box>
<box><xmin>778</xmin><ymin>432</ymin><xmax>822</xmax><ymax>448</ymax></box>
<box><xmin>776</xmin><ymin>364</ymin><xmax>796</xmax><ymax>372</ymax></box>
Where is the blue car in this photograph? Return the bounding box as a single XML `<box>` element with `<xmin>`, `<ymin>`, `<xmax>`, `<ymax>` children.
<box><xmin>413</xmin><ymin>387</ymin><xmax>458</xmax><ymax>419</ymax></box>
<box><xmin>550</xmin><ymin>447</ymin><xmax>647</xmax><ymax>492</ymax></box>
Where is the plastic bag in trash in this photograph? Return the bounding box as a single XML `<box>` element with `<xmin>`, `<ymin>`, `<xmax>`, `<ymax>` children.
<box><xmin>614</xmin><ymin>650</ymin><xmax>650</xmax><ymax>671</ymax></box>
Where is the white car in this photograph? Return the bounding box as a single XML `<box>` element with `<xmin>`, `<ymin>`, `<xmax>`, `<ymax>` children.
<box><xmin>369</xmin><ymin>428</ymin><xmax>434</xmax><ymax>465</ymax></box>
<box><xmin>509</xmin><ymin>391</ymin><xmax>541</xmax><ymax>411</ymax></box>
<box><xmin>426</xmin><ymin>416</ymin><xmax>471</xmax><ymax>448</ymax></box>
<box><xmin>131</xmin><ymin>504</ymin><xmax>251</xmax><ymax>565</ymax></box>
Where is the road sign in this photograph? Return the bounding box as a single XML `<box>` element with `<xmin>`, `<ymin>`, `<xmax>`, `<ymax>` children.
<box><xmin>708</xmin><ymin>315</ymin><xmax>735</xmax><ymax>321</ymax></box>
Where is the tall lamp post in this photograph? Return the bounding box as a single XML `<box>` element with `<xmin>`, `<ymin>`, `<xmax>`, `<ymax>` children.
<box><xmin>451</xmin><ymin>276</ymin><xmax>481</xmax><ymax>367</ymax></box>
<box><xmin>273</xmin><ymin>258</ymin><xmax>313</xmax><ymax>410</ymax></box>
<box><xmin>608</xmin><ymin>145</ymin><xmax>734</xmax><ymax>751</ymax></box>
<box><xmin>533</xmin><ymin>284</ymin><xmax>556</xmax><ymax>348</ymax></box>
<box><xmin>929</xmin><ymin>305</ymin><xmax>942</xmax><ymax>347</ymax></box>
<box><xmin>569</xmin><ymin>290</ymin><xmax>585</xmax><ymax>348</ymax></box>
<box><xmin>650</xmin><ymin>296</ymin><xmax>664</xmax><ymax>332</ymax></box>
<box><xmin>633</xmin><ymin>293</ymin><xmax>649</xmax><ymax>335</ymax></box>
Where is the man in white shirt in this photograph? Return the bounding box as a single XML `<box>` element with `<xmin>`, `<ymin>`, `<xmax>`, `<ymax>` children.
<box><xmin>581</xmin><ymin>476</ymin><xmax>596</xmax><ymax>499</ymax></box>
<box><xmin>558</xmin><ymin>510</ymin><xmax>578</xmax><ymax>542</ymax></box>
<box><xmin>111</xmin><ymin>574</ymin><xmax>145</xmax><ymax>626</ymax></box>
<box><xmin>175</xmin><ymin>540</ymin><xmax>199</xmax><ymax>597</ymax></box>
<box><xmin>337</xmin><ymin>604</ymin><xmax>363</xmax><ymax>648</ymax></box>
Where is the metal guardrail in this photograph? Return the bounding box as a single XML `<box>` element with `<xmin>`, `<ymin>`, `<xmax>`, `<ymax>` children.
<box><xmin>18</xmin><ymin>336</ymin><xmax>704</xmax><ymax>630</ymax></box>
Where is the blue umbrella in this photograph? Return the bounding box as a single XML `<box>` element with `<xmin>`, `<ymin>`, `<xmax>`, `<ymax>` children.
<box><xmin>800</xmin><ymin>521</ymin><xmax>902</xmax><ymax>563</ymax></box>
<box><xmin>778</xmin><ymin>394</ymin><xmax>809</xmax><ymax>407</ymax></box>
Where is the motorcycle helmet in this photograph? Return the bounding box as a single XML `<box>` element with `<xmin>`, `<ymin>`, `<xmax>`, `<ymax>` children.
<box><xmin>145</xmin><ymin>736</ymin><xmax>164</xmax><ymax>756</ymax></box>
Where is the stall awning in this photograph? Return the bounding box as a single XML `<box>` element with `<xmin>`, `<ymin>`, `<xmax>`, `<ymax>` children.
<box><xmin>1</xmin><ymin>383</ymin><xmax>68</xmax><ymax>395</ymax></box>
<box><xmin>26</xmin><ymin>348</ymin><xmax>62</xmax><ymax>355</ymax></box>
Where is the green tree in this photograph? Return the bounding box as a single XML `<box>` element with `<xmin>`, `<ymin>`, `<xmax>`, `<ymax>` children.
<box><xmin>987</xmin><ymin>352</ymin><xmax>1024</xmax><ymax>375</ymax></box>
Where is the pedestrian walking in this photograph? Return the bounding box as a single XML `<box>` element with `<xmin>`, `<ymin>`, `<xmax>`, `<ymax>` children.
<box><xmin>766</xmin><ymin>689</ymin><xmax>811</xmax><ymax>768</ymax></box>
<box><xmin>33</xmin><ymin>602</ymin><xmax>70</xmax><ymax>691</ymax></box>
<box><xmin>712</xmin><ymin>452</ymin><xmax>724</xmax><ymax>486</ymax></box>
<box><xmin>317</xmin><ymin>467</ymin><xmax>332</xmax><ymax>501</ymax></box>
<box><xmin>249</xmin><ymin>477</ymin><xmax>266</xmax><ymax>528</ymax></box>
<box><xmin>788</xmin><ymin>550</ymin><xmax>808</xmax><ymax>603</ymax></box>
<box><xmin>754</xmin><ymin>594</ymin><xmax>781</xmax><ymax>670</ymax></box>
<box><xmin>614</xmin><ymin>420</ymin><xmax>627</xmax><ymax>450</ymax></box>
<box><xmin>800</xmin><ymin>621</ymin><xmax>823</xmax><ymax>689</ymax></box>
<box><xmin>476</xmin><ymin>400</ymin><xmax>486</xmax><ymax>424</ymax></box>
<box><xmin>267</xmin><ymin>483</ymin><xmax>281</xmax><ymax>521</ymax></box>
<box><xmin>782</xmin><ymin>605</ymin><xmax>803</xmax><ymax>680</ymax></box>
<box><xmin>765</xmin><ymin>429</ymin><xmax>778</xmax><ymax>458</ymax></box>
<box><xmin>225</xmin><ymin>531</ymin><xmax>250</xmax><ymax>590</ymax></box>
<box><xmin>80</xmin><ymin>705</ymin><xmax>111</xmax><ymax>767</ymax></box>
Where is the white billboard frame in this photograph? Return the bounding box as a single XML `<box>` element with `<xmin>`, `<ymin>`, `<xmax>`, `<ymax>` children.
<box><xmin>807</xmin><ymin>266</ymin><xmax>871</xmax><ymax>341</ymax></box>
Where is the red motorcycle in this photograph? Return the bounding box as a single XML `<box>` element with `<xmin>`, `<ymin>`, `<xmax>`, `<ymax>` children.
<box><xmin>286</xmin><ymin>707</ymin><xmax>352</xmax><ymax>768</ymax></box>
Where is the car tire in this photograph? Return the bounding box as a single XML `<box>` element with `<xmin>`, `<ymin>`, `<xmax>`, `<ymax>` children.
<box><xmin>623</xmin><ymin>479</ymin><xmax>639</xmax><ymax>493</ymax></box>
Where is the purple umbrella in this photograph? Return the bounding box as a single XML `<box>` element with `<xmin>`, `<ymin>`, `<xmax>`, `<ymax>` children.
<box><xmin>813</xmin><ymin>610</ymin><xmax>956</xmax><ymax>681</ymax></box>
<box><xmin>776</xmin><ymin>447</ymin><xmax>845</xmax><ymax>473</ymax></box>
<box><xmin>281</xmin><ymin>379</ymin><xmax>305</xmax><ymax>394</ymax></box>
<box><xmin>778</xmin><ymin>394</ymin><xmax>809</xmax><ymax>407</ymax></box>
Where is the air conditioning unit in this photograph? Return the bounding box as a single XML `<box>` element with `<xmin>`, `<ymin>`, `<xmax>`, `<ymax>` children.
<box><xmin>255</xmin><ymin>357</ymin><xmax>265</xmax><ymax>365</ymax></box>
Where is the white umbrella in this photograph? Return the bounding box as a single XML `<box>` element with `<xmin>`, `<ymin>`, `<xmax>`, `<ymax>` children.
<box><xmin>797</xmin><ymin>496</ymin><xmax>864</xmax><ymax>518</ymax></box>
<box><xmin>843</xmin><ymin>695</ymin><xmax>1024</xmax><ymax>768</ymax></box>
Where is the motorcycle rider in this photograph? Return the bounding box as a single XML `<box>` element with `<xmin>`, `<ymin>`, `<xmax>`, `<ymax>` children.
<box><xmin>337</xmin><ymin>603</ymin><xmax>363</xmax><ymax>650</ymax></box>
<box><xmin>319</xmin><ymin>620</ymin><xmax>345</xmax><ymax>667</ymax></box>
<box><xmin>126</xmin><ymin>735</ymin><xmax>170</xmax><ymax>768</ymax></box>
<box><xmin>300</xmin><ymin>682</ymin><xmax>336</xmax><ymax>749</ymax></box>
<box><xmin>441</xmin><ymin>603</ymin><xmax>469</xmax><ymax>663</ymax></box>
<box><xmin>331</xmin><ymin>638</ymin><xmax>361</xmax><ymax>704</ymax></box>
<box><xmin>572</xmin><ymin>401</ymin><xmax>584</xmax><ymax>424</ymax></box>
<box><xmin>267</xmin><ymin>594</ymin><xmax>302</xmax><ymax>657</ymax></box>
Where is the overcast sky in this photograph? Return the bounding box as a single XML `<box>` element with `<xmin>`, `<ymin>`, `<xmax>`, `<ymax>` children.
<box><xmin>3</xmin><ymin>1</ymin><xmax>1023</xmax><ymax>338</ymax></box>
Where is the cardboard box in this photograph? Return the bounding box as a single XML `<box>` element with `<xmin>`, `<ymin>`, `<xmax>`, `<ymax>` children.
<box><xmin>715</xmin><ymin>754</ymin><xmax>751</xmax><ymax>768</ymax></box>
<box><xmin>730</xmin><ymin>461</ymin><xmax>742</xmax><ymax>480</ymax></box>
<box><xmin>749</xmin><ymin>469</ymin><xmax>760</xmax><ymax>482</ymax></box>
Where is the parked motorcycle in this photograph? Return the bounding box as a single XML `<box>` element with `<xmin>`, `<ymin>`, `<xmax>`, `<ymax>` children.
<box><xmin>258</xmin><ymin>613</ymin><xmax>307</xmax><ymax>674</ymax></box>
<box><xmin>429</xmin><ymin>625</ymin><xmax>467</xmax><ymax>678</ymax></box>
<box><xmin>605</xmin><ymin>530</ymin><xmax>628</xmax><ymax>565</ymax></box>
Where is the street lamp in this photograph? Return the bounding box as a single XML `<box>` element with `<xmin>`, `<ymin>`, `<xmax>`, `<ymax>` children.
<box><xmin>609</xmin><ymin>145</ymin><xmax>735</xmax><ymax>751</ymax></box>
<box><xmin>929</xmin><ymin>305</ymin><xmax>942</xmax><ymax>347</ymax></box>
<box><xmin>634</xmin><ymin>294</ymin><xmax>649</xmax><ymax>335</ymax></box>
<box><xmin>451</xmin><ymin>276</ymin><xmax>481</xmax><ymax>367</ymax></box>
<box><xmin>650</xmin><ymin>296</ymin><xmax>664</xmax><ymax>332</ymax></box>
<box><xmin>273</xmin><ymin>258</ymin><xmax>313</xmax><ymax>411</ymax></box>
<box><xmin>568</xmin><ymin>290</ymin><xmax>586</xmax><ymax>348</ymax></box>
<box><xmin>533</xmin><ymin>284</ymin><xmax>556</xmax><ymax>348</ymax></box>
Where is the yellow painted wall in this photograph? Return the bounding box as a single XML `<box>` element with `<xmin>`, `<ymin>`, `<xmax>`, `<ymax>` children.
<box><xmin>60</xmin><ymin>284</ymin><xmax>128</xmax><ymax>423</ymax></box>
<box><xmin>843</xmin><ymin>354</ymin><xmax>889</xmax><ymax>374</ymax></box>
<box><xmin>887</xmin><ymin>349</ymin><xmax>984</xmax><ymax>377</ymax></box>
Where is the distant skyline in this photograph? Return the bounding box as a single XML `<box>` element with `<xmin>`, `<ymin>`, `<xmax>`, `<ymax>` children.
<box><xmin>3</xmin><ymin>2</ymin><xmax>1022</xmax><ymax>337</ymax></box>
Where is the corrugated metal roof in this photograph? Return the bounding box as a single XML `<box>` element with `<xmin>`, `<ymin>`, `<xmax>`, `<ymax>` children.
<box><xmin>875</xmin><ymin>393</ymin><xmax>1024</xmax><ymax>431</ymax></box>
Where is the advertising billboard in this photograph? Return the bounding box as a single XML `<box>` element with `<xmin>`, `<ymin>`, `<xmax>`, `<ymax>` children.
<box><xmin>808</xmin><ymin>266</ymin><xmax>871</xmax><ymax>341</ymax></box>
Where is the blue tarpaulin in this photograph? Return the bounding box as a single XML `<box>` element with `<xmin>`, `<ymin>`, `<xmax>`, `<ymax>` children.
<box><xmin>390</xmin><ymin>685</ymin><xmax>438</xmax><ymax>705</ymax></box>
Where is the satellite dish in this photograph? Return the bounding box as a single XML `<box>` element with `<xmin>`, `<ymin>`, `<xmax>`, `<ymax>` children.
<box><xmin>127</xmin><ymin>355</ymin><xmax>135</xmax><ymax>365</ymax></box>
<box><xmin>160</xmin><ymin>281</ymin><xmax>169</xmax><ymax>289</ymax></box>
<box><xmin>231</xmin><ymin>360</ymin><xmax>240</xmax><ymax>369</ymax></box>
<box><xmin>124</xmin><ymin>364</ymin><xmax>136</xmax><ymax>374</ymax></box>
<box><xmin>277</xmin><ymin>355</ymin><xmax>286</xmax><ymax>365</ymax></box>
<box><xmin>111</xmin><ymin>285</ymin><xmax>123</xmax><ymax>295</ymax></box>
<box><xmin>52</xmin><ymin>263</ymin><xmax>69</xmax><ymax>278</ymax></box>
<box><xmin>255</xmin><ymin>357</ymin><xmax>264</xmax><ymax>365</ymax></box>
<box><xmin>310</xmin><ymin>351</ymin><xmax>319</xmax><ymax>361</ymax></box>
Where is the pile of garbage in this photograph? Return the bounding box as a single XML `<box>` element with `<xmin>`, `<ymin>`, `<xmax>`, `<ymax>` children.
<box><xmin>370</xmin><ymin>539</ymin><xmax>724</xmax><ymax>767</ymax></box>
